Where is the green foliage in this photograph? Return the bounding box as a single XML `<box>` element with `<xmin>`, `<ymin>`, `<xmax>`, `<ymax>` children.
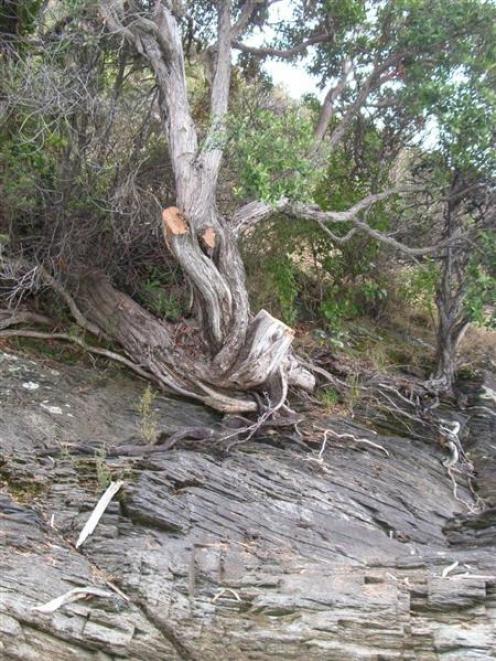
<box><xmin>265</xmin><ymin>255</ymin><xmax>299</xmax><ymax>325</ymax></box>
<box><xmin>318</xmin><ymin>387</ymin><xmax>341</xmax><ymax>411</ymax></box>
<box><xmin>399</xmin><ymin>262</ymin><xmax>438</xmax><ymax>317</ymax></box>
<box><xmin>0</xmin><ymin>0</ymin><xmax>43</xmax><ymax>44</ymax></box>
<box><xmin>140</xmin><ymin>270</ymin><xmax>183</xmax><ymax>321</ymax></box>
<box><xmin>228</xmin><ymin>107</ymin><xmax>321</xmax><ymax>203</ymax></box>
<box><xmin>437</xmin><ymin>83</ymin><xmax>496</xmax><ymax>174</ymax></box>
<box><xmin>465</xmin><ymin>231</ymin><xmax>496</xmax><ymax>327</ymax></box>
<box><xmin>0</xmin><ymin>132</ymin><xmax>56</xmax><ymax>219</ymax></box>
<box><xmin>243</xmin><ymin>118</ymin><xmax>397</xmax><ymax>329</ymax></box>
<box><xmin>320</xmin><ymin>296</ymin><xmax>358</xmax><ymax>331</ymax></box>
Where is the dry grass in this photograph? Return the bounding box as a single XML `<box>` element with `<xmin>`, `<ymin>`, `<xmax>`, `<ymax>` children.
<box><xmin>458</xmin><ymin>325</ymin><xmax>496</xmax><ymax>370</ymax></box>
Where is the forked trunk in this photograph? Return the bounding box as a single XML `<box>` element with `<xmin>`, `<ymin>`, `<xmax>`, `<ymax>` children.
<box><xmin>69</xmin><ymin>2</ymin><xmax>315</xmax><ymax>413</ymax></box>
<box><xmin>75</xmin><ymin>204</ymin><xmax>314</xmax><ymax>414</ymax></box>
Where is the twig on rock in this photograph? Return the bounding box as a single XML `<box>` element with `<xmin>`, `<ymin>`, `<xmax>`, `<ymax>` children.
<box><xmin>317</xmin><ymin>427</ymin><xmax>390</xmax><ymax>457</ymax></box>
<box><xmin>76</xmin><ymin>480</ymin><xmax>124</xmax><ymax>549</ymax></box>
<box><xmin>212</xmin><ymin>587</ymin><xmax>241</xmax><ymax>602</ymax></box>
<box><xmin>31</xmin><ymin>586</ymin><xmax>116</xmax><ymax>613</ymax></box>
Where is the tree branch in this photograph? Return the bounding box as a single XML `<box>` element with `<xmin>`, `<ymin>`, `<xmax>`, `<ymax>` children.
<box><xmin>230</xmin><ymin>0</ymin><xmax>266</xmax><ymax>42</ymax></box>
<box><xmin>200</xmin><ymin>1</ymin><xmax>232</xmax><ymax>185</ymax></box>
<box><xmin>0</xmin><ymin>256</ymin><xmax>104</xmax><ymax>338</ymax></box>
<box><xmin>233</xmin><ymin>191</ymin><xmax>465</xmax><ymax>257</ymax></box>
<box><xmin>99</xmin><ymin>1</ymin><xmax>198</xmax><ymax>203</ymax></box>
<box><xmin>234</xmin><ymin>31</ymin><xmax>331</xmax><ymax>59</ymax></box>
<box><xmin>0</xmin><ymin>329</ymin><xmax>154</xmax><ymax>381</ymax></box>
<box><xmin>0</xmin><ymin>309</ymin><xmax>53</xmax><ymax>330</ymax></box>
<box><xmin>329</xmin><ymin>65</ymin><xmax>399</xmax><ymax>149</ymax></box>
<box><xmin>313</xmin><ymin>59</ymin><xmax>353</xmax><ymax>145</ymax></box>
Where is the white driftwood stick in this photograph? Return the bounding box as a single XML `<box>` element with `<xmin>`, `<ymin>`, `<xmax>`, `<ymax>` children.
<box><xmin>76</xmin><ymin>480</ymin><xmax>124</xmax><ymax>549</ymax></box>
<box><xmin>31</xmin><ymin>586</ymin><xmax>114</xmax><ymax>613</ymax></box>
<box><xmin>442</xmin><ymin>560</ymin><xmax>459</xmax><ymax>577</ymax></box>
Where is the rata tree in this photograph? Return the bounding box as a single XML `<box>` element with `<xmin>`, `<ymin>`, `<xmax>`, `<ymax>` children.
<box><xmin>428</xmin><ymin>80</ymin><xmax>496</xmax><ymax>392</ymax></box>
<box><xmin>1</xmin><ymin>0</ymin><xmax>495</xmax><ymax>415</ymax></box>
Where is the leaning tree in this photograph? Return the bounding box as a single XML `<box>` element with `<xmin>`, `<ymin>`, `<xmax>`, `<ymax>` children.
<box><xmin>1</xmin><ymin>0</ymin><xmax>495</xmax><ymax>412</ymax></box>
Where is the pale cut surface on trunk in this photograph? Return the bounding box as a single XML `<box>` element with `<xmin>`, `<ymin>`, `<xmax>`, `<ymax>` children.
<box><xmin>1</xmin><ymin>350</ymin><xmax>495</xmax><ymax>659</ymax></box>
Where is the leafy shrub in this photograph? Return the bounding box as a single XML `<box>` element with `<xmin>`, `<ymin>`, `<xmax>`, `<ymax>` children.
<box><xmin>465</xmin><ymin>231</ymin><xmax>496</xmax><ymax>327</ymax></box>
<box><xmin>227</xmin><ymin>106</ymin><xmax>320</xmax><ymax>203</ymax></box>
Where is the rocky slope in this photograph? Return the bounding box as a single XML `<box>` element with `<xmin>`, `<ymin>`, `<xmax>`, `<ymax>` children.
<box><xmin>0</xmin><ymin>347</ymin><xmax>495</xmax><ymax>659</ymax></box>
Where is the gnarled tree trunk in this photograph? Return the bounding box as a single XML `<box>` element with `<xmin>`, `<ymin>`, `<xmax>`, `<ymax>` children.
<box><xmin>82</xmin><ymin>1</ymin><xmax>314</xmax><ymax>413</ymax></box>
<box><xmin>432</xmin><ymin>172</ymin><xmax>470</xmax><ymax>393</ymax></box>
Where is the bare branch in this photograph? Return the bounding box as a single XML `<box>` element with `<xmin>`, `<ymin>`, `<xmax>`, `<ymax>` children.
<box><xmin>231</xmin><ymin>0</ymin><xmax>266</xmax><ymax>42</ymax></box>
<box><xmin>211</xmin><ymin>2</ymin><xmax>232</xmax><ymax>119</ymax></box>
<box><xmin>200</xmin><ymin>1</ymin><xmax>232</xmax><ymax>184</ymax></box>
<box><xmin>313</xmin><ymin>59</ymin><xmax>353</xmax><ymax>145</ymax></box>
<box><xmin>234</xmin><ymin>31</ymin><xmax>331</xmax><ymax>59</ymax></box>
<box><xmin>99</xmin><ymin>1</ymin><xmax>198</xmax><ymax>201</ymax></box>
<box><xmin>233</xmin><ymin>190</ymin><xmax>465</xmax><ymax>257</ymax></box>
<box><xmin>329</xmin><ymin>65</ymin><xmax>399</xmax><ymax>149</ymax></box>
<box><xmin>0</xmin><ymin>329</ymin><xmax>153</xmax><ymax>381</ymax></box>
<box><xmin>37</xmin><ymin>265</ymin><xmax>105</xmax><ymax>338</ymax></box>
<box><xmin>233</xmin><ymin>191</ymin><xmax>396</xmax><ymax>236</ymax></box>
<box><xmin>1</xmin><ymin>256</ymin><xmax>104</xmax><ymax>337</ymax></box>
<box><xmin>0</xmin><ymin>309</ymin><xmax>53</xmax><ymax>330</ymax></box>
<box><xmin>99</xmin><ymin>0</ymin><xmax>135</xmax><ymax>44</ymax></box>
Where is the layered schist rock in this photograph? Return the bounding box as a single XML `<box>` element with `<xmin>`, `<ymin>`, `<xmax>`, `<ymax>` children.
<box><xmin>0</xmin><ymin>349</ymin><xmax>495</xmax><ymax>659</ymax></box>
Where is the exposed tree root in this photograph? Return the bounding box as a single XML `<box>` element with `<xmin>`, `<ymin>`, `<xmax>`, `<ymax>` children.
<box><xmin>0</xmin><ymin>258</ymin><xmax>316</xmax><ymax>416</ymax></box>
<box><xmin>0</xmin><ymin>329</ymin><xmax>155</xmax><ymax>382</ymax></box>
<box><xmin>0</xmin><ymin>309</ymin><xmax>53</xmax><ymax>330</ymax></box>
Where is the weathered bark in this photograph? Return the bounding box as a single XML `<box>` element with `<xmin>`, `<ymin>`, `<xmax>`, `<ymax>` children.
<box><xmin>92</xmin><ymin>1</ymin><xmax>314</xmax><ymax>413</ymax></box>
<box><xmin>73</xmin><ymin>271</ymin><xmax>313</xmax><ymax>414</ymax></box>
<box><xmin>1</xmin><ymin>350</ymin><xmax>496</xmax><ymax>659</ymax></box>
<box><xmin>432</xmin><ymin>173</ymin><xmax>470</xmax><ymax>392</ymax></box>
<box><xmin>433</xmin><ymin>306</ymin><xmax>469</xmax><ymax>392</ymax></box>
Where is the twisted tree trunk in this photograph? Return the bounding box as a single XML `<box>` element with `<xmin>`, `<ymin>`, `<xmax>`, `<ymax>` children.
<box><xmin>82</xmin><ymin>2</ymin><xmax>314</xmax><ymax>413</ymax></box>
<box><xmin>432</xmin><ymin>172</ymin><xmax>470</xmax><ymax>393</ymax></box>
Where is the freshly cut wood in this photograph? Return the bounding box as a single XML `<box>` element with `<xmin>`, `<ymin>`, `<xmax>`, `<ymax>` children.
<box><xmin>162</xmin><ymin>207</ymin><xmax>189</xmax><ymax>236</ymax></box>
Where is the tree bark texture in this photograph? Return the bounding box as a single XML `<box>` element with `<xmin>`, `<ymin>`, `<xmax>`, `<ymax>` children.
<box><xmin>91</xmin><ymin>1</ymin><xmax>315</xmax><ymax>412</ymax></box>
<box><xmin>433</xmin><ymin>173</ymin><xmax>470</xmax><ymax>392</ymax></box>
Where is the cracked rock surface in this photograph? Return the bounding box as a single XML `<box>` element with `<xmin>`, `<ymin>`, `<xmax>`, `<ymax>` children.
<box><xmin>0</xmin><ymin>349</ymin><xmax>495</xmax><ymax>659</ymax></box>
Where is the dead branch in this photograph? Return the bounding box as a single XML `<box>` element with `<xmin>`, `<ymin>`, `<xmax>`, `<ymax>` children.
<box><xmin>232</xmin><ymin>192</ymin><xmax>465</xmax><ymax>258</ymax></box>
<box><xmin>234</xmin><ymin>31</ymin><xmax>332</xmax><ymax>59</ymax></box>
<box><xmin>0</xmin><ymin>329</ymin><xmax>154</xmax><ymax>382</ymax></box>
<box><xmin>320</xmin><ymin>427</ymin><xmax>390</xmax><ymax>457</ymax></box>
<box><xmin>1</xmin><ymin>256</ymin><xmax>104</xmax><ymax>338</ymax></box>
<box><xmin>0</xmin><ymin>309</ymin><xmax>53</xmax><ymax>330</ymax></box>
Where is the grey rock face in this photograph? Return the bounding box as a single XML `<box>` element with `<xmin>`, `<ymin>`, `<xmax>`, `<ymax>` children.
<box><xmin>0</xmin><ymin>349</ymin><xmax>495</xmax><ymax>659</ymax></box>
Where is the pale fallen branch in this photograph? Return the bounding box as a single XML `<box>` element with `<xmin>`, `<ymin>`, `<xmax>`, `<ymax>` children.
<box><xmin>0</xmin><ymin>330</ymin><xmax>152</xmax><ymax>383</ymax></box>
<box><xmin>75</xmin><ymin>480</ymin><xmax>124</xmax><ymax>549</ymax></box>
<box><xmin>31</xmin><ymin>586</ymin><xmax>115</xmax><ymax>613</ymax></box>
<box><xmin>106</xmin><ymin>579</ymin><xmax>130</xmax><ymax>602</ymax></box>
<box><xmin>441</xmin><ymin>560</ymin><xmax>459</xmax><ymax>577</ymax></box>
<box><xmin>212</xmin><ymin>587</ymin><xmax>241</xmax><ymax>602</ymax></box>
